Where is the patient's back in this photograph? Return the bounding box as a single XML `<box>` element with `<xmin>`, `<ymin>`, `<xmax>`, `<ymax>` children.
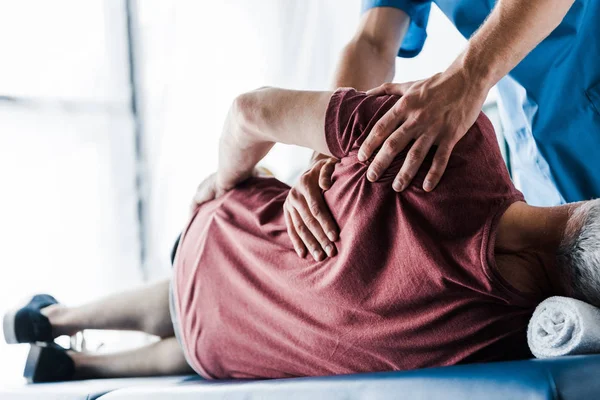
<box><xmin>173</xmin><ymin>89</ymin><xmax>539</xmax><ymax>380</ymax></box>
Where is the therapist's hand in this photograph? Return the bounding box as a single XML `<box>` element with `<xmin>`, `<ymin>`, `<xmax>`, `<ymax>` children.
<box><xmin>359</xmin><ymin>68</ymin><xmax>489</xmax><ymax>192</ymax></box>
<box><xmin>284</xmin><ymin>156</ymin><xmax>339</xmax><ymax>261</ymax></box>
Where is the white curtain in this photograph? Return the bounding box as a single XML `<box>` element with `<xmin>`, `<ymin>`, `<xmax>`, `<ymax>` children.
<box><xmin>0</xmin><ymin>1</ymin><xmax>143</xmax><ymax>383</ymax></box>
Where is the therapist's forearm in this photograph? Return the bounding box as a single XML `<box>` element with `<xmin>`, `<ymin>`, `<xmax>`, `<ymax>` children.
<box><xmin>332</xmin><ymin>37</ymin><xmax>397</xmax><ymax>91</ymax></box>
<box><xmin>311</xmin><ymin>34</ymin><xmax>401</xmax><ymax>162</ymax></box>
<box><xmin>310</xmin><ymin>7</ymin><xmax>409</xmax><ymax>163</ymax></box>
<box><xmin>332</xmin><ymin>6</ymin><xmax>409</xmax><ymax>90</ymax></box>
<box><xmin>457</xmin><ymin>0</ymin><xmax>575</xmax><ymax>91</ymax></box>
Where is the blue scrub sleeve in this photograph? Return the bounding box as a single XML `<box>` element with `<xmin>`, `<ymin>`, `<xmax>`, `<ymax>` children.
<box><xmin>361</xmin><ymin>0</ymin><xmax>431</xmax><ymax>58</ymax></box>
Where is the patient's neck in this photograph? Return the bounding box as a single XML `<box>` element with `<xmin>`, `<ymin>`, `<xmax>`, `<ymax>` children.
<box><xmin>493</xmin><ymin>201</ymin><xmax>583</xmax><ymax>298</ymax></box>
<box><xmin>495</xmin><ymin>201</ymin><xmax>581</xmax><ymax>254</ymax></box>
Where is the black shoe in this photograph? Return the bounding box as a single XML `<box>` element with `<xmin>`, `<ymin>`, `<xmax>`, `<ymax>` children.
<box><xmin>24</xmin><ymin>343</ymin><xmax>75</xmax><ymax>383</ymax></box>
<box><xmin>3</xmin><ymin>294</ymin><xmax>58</xmax><ymax>344</ymax></box>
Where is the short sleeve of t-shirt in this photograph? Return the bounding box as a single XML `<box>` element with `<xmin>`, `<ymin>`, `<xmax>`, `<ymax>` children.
<box><xmin>325</xmin><ymin>88</ymin><xmax>400</xmax><ymax>158</ymax></box>
<box><xmin>361</xmin><ymin>0</ymin><xmax>432</xmax><ymax>58</ymax></box>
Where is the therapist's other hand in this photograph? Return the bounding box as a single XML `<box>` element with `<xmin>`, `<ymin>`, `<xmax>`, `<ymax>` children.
<box><xmin>359</xmin><ymin>69</ymin><xmax>488</xmax><ymax>192</ymax></box>
<box><xmin>284</xmin><ymin>157</ymin><xmax>339</xmax><ymax>262</ymax></box>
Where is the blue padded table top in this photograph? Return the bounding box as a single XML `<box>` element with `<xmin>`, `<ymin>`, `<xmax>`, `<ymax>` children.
<box><xmin>98</xmin><ymin>355</ymin><xmax>600</xmax><ymax>400</ymax></box>
<box><xmin>2</xmin><ymin>356</ymin><xmax>600</xmax><ymax>400</ymax></box>
<box><xmin>0</xmin><ymin>376</ymin><xmax>191</xmax><ymax>400</ymax></box>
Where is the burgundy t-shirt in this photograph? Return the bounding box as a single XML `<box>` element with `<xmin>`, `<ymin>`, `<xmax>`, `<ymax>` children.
<box><xmin>173</xmin><ymin>88</ymin><xmax>537</xmax><ymax>380</ymax></box>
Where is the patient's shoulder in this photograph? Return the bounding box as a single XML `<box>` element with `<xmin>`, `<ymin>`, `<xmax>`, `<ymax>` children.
<box><xmin>325</xmin><ymin>88</ymin><xmax>399</xmax><ymax>158</ymax></box>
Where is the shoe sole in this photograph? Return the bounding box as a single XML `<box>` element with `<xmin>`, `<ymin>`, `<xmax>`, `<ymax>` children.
<box><xmin>23</xmin><ymin>345</ymin><xmax>43</xmax><ymax>383</ymax></box>
<box><xmin>23</xmin><ymin>344</ymin><xmax>74</xmax><ymax>383</ymax></box>
<box><xmin>2</xmin><ymin>309</ymin><xmax>18</xmax><ymax>344</ymax></box>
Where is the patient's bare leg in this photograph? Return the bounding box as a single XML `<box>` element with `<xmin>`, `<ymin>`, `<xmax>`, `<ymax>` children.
<box><xmin>71</xmin><ymin>336</ymin><xmax>193</xmax><ymax>379</ymax></box>
<box><xmin>42</xmin><ymin>280</ymin><xmax>174</xmax><ymax>338</ymax></box>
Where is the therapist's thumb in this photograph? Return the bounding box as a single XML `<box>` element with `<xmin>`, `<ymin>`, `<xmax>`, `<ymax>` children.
<box><xmin>366</xmin><ymin>81</ymin><xmax>415</xmax><ymax>96</ymax></box>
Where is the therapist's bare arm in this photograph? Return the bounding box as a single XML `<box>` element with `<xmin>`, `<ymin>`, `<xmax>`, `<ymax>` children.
<box><xmin>332</xmin><ymin>7</ymin><xmax>409</xmax><ymax>90</ymax></box>
<box><xmin>303</xmin><ymin>6</ymin><xmax>408</xmax><ymax>188</ymax></box>
<box><xmin>283</xmin><ymin>7</ymin><xmax>409</xmax><ymax>260</ymax></box>
<box><xmin>362</xmin><ymin>0</ymin><xmax>576</xmax><ymax>192</ymax></box>
<box><xmin>306</xmin><ymin>7</ymin><xmax>409</xmax><ymax>174</ymax></box>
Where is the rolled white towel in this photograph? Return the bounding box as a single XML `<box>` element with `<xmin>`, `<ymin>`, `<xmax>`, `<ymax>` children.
<box><xmin>528</xmin><ymin>296</ymin><xmax>600</xmax><ymax>358</ymax></box>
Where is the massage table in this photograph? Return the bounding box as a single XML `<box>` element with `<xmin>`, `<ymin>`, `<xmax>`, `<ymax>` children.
<box><xmin>2</xmin><ymin>355</ymin><xmax>600</xmax><ymax>399</ymax></box>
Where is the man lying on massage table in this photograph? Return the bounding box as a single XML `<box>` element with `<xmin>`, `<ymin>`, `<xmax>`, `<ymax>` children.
<box><xmin>4</xmin><ymin>88</ymin><xmax>600</xmax><ymax>382</ymax></box>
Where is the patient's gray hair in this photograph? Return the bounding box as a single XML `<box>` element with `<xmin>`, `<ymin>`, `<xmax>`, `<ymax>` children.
<box><xmin>558</xmin><ymin>199</ymin><xmax>600</xmax><ymax>306</ymax></box>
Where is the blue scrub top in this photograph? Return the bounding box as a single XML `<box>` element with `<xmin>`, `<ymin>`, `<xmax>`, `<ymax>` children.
<box><xmin>362</xmin><ymin>0</ymin><xmax>600</xmax><ymax>204</ymax></box>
